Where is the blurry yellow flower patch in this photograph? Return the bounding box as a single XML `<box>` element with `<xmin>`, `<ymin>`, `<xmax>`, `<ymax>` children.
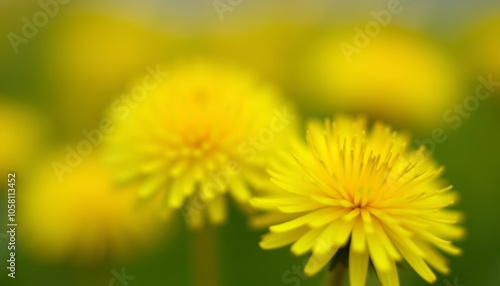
<box><xmin>21</xmin><ymin>154</ymin><xmax>168</xmax><ymax>264</ymax></box>
<box><xmin>104</xmin><ymin>60</ymin><xmax>297</xmax><ymax>228</ymax></box>
<box><xmin>296</xmin><ymin>27</ymin><xmax>463</xmax><ymax>130</ymax></box>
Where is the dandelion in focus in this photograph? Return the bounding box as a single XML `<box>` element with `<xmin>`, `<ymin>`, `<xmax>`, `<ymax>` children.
<box><xmin>105</xmin><ymin>60</ymin><xmax>295</xmax><ymax>228</ymax></box>
<box><xmin>252</xmin><ymin>115</ymin><xmax>464</xmax><ymax>286</ymax></box>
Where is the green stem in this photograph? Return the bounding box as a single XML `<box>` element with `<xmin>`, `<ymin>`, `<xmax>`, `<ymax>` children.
<box><xmin>191</xmin><ymin>227</ymin><xmax>219</xmax><ymax>286</ymax></box>
<box><xmin>327</xmin><ymin>263</ymin><xmax>347</xmax><ymax>286</ymax></box>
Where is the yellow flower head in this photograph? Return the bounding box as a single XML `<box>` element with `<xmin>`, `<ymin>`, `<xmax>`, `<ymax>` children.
<box><xmin>105</xmin><ymin>60</ymin><xmax>295</xmax><ymax>228</ymax></box>
<box><xmin>252</xmin><ymin>116</ymin><xmax>464</xmax><ymax>286</ymax></box>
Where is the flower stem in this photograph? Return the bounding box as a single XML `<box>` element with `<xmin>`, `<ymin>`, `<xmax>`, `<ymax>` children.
<box><xmin>191</xmin><ymin>227</ymin><xmax>219</xmax><ymax>286</ymax></box>
<box><xmin>327</xmin><ymin>263</ymin><xmax>347</xmax><ymax>286</ymax></box>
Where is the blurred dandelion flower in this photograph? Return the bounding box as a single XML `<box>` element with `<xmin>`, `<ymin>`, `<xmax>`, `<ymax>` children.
<box><xmin>105</xmin><ymin>60</ymin><xmax>295</xmax><ymax>228</ymax></box>
<box><xmin>296</xmin><ymin>27</ymin><xmax>463</xmax><ymax>129</ymax></box>
<box><xmin>21</xmin><ymin>155</ymin><xmax>167</xmax><ymax>264</ymax></box>
<box><xmin>252</xmin><ymin>116</ymin><xmax>464</xmax><ymax>286</ymax></box>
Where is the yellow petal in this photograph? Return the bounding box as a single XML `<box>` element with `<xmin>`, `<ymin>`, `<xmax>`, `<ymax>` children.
<box><xmin>308</xmin><ymin>208</ymin><xmax>350</xmax><ymax>228</ymax></box>
<box><xmin>138</xmin><ymin>173</ymin><xmax>166</xmax><ymax>198</ymax></box>
<box><xmin>351</xmin><ymin>217</ymin><xmax>366</xmax><ymax>252</ymax></box>
<box><xmin>270</xmin><ymin>208</ymin><xmax>334</xmax><ymax>233</ymax></box>
<box><xmin>314</xmin><ymin>218</ymin><xmax>354</xmax><ymax>256</ymax></box>
<box><xmin>168</xmin><ymin>175</ymin><xmax>192</xmax><ymax>207</ymax></box>
<box><xmin>229</xmin><ymin>178</ymin><xmax>251</xmax><ymax>203</ymax></box>
<box><xmin>366</xmin><ymin>229</ymin><xmax>392</xmax><ymax>272</ymax></box>
<box><xmin>399</xmin><ymin>245</ymin><xmax>436</xmax><ymax>283</ymax></box>
<box><xmin>291</xmin><ymin>227</ymin><xmax>324</xmax><ymax>256</ymax></box>
<box><xmin>208</xmin><ymin>195</ymin><xmax>226</xmax><ymax>225</ymax></box>
<box><xmin>375</xmin><ymin>260</ymin><xmax>400</xmax><ymax>286</ymax></box>
<box><xmin>373</xmin><ymin>219</ymin><xmax>401</xmax><ymax>261</ymax></box>
<box><xmin>278</xmin><ymin>201</ymin><xmax>325</xmax><ymax>213</ymax></box>
<box><xmin>250</xmin><ymin>212</ymin><xmax>297</xmax><ymax>229</ymax></box>
<box><xmin>349</xmin><ymin>248</ymin><xmax>369</xmax><ymax>286</ymax></box>
<box><xmin>140</xmin><ymin>159</ymin><xmax>165</xmax><ymax>173</ymax></box>
<box><xmin>304</xmin><ymin>245</ymin><xmax>338</xmax><ymax>276</ymax></box>
<box><xmin>414</xmin><ymin>240</ymin><xmax>450</xmax><ymax>275</ymax></box>
<box><xmin>170</xmin><ymin>160</ymin><xmax>187</xmax><ymax>177</ymax></box>
<box><xmin>251</xmin><ymin>196</ymin><xmax>312</xmax><ymax>209</ymax></box>
<box><xmin>260</xmin><ymin>226</ymin><xmax>308</xmax><ymax>249</ymax></box>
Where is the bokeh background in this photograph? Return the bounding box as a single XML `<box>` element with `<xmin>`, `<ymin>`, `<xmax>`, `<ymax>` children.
<box><xmin>1</xmin><ymin>0</ymin><xmax>500</xmax><ymax>285</ymax></box>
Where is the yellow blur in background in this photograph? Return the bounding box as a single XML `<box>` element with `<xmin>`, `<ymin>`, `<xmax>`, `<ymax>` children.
<box><xmin>296</xmin><ymin>26</ymin><xmax>463</xmax><ymax>129</ymax></box>
<box><xmin>0</xmin><ymin>97</ymin><xmax>47</xmax><ymax>174</ymax></box>
<box><xmin>21</xmin><ymin>154</ymin><xmax>168</xmax><ymax>264</ymax></box>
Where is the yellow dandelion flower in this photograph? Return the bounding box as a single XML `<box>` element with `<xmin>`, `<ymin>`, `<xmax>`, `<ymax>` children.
<box><xmin>252</xmin><ymin>116</ymin><xmax>464</xmax><ymax>286</ymax></box>
<box><xmin>105</xmin><ymin>60</ymin><xmax>296</xmax><ymax>228</ymax></box>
